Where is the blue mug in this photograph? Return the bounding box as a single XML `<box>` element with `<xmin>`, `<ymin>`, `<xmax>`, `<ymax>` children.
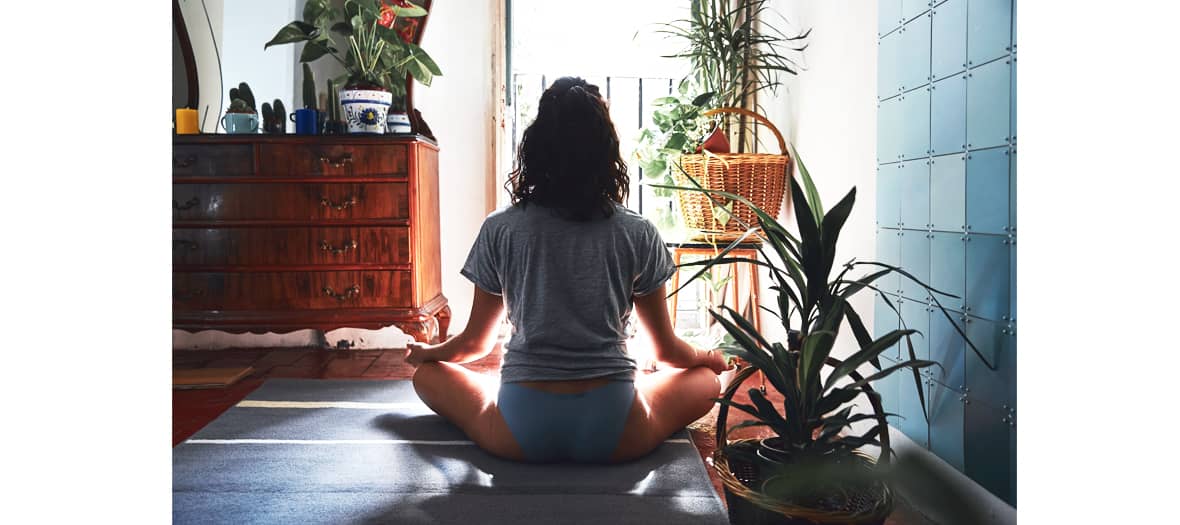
<box><xmin>291</xmin><ymin>108</ymin><xmax>320</xmax><ymax>135</ymax></box>
<box><xmin>221</xmin><ymin>113</ymin><xmax>258</xmax><ymax>134</ymax></box>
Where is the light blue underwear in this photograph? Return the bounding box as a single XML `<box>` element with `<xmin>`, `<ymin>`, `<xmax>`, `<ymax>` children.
<box><xmin>497</xmin><ymin>380</ymin><xmax>636</xmax><ymax>463</ymax></box>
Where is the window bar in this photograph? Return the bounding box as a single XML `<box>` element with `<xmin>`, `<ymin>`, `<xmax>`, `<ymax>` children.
<box><xmin>504</xmin><ymin>0</ymin><xmax>512</xmax><ymax>107</ymax></box>
<box><xmin>637</xmin><ymin>78</ymin><xmax>644</xmax><ymax>214</ymax></box>
<box><xmin>510</xmin><ymin>73</ymin><xmax>517</xmax><ymax>161</ymax></box>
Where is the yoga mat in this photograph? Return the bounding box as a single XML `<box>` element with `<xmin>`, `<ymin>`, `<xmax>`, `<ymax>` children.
<box><xmin>174</xmin><ymin>379</ymin><xmax>729</xmax><ymax>524</ymax></box>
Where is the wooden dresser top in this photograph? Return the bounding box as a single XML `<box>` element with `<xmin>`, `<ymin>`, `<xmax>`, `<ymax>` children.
<box><xmin>173</xmin><ymin>134</ymin><xmax>439</xmax><ymax>149</ymax></box>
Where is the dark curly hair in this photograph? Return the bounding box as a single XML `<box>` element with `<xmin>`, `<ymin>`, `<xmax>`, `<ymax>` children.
<box><xmin>506</xmin><ymin>76</ymin><xmax>630</xmax><ymax>221</ymax></box>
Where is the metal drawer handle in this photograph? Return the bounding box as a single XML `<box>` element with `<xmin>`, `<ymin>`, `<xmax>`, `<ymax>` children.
<box><xmin>320</xmin><ymin>195</ymin><xmax>358</xmax><ymax>211</ymax></box>
<box><xmin>174</xmin><ymin>155</ymin><xmax>198</xmax><ymax>168</ymax></box>
<box><xmin>173</xmin><ymin>240</ymin><xmax>199</xmax><ymax>251</ymax></box>
<box><xmin>173</xmin><ymin>197</ymin><xmax>200</xmax><ymax>210</ymax></box>
<box><xmin>320</xmin><ymin>239</ymin><xmax>358</xmax><ymax>255</ymax></box>
<box><xmin>319</xmin><ymin>154</ymin><xmax>354</xmax><ymax>168</ymax></box>
<box><xmin>322</xmin><ymin>285</ymin><xmax>361</xmax><ymax>301</ymax></box>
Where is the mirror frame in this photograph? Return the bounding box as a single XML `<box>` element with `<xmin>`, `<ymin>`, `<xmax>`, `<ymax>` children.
<box><xmin>173</xmin><ymin>0</ymin><xmax>199</xmax><ymax>110</ymax></box>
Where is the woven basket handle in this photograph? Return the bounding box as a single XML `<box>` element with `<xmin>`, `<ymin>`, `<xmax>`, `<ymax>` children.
<box><xmin>702</xmin><ymin>107</ymin><xmax>787</xmax><ymax>156</ymax></box>
<box><xmin>715</xmin><ymin>356</ymin><xmax>892</xmax><ymax>465</ymax></box>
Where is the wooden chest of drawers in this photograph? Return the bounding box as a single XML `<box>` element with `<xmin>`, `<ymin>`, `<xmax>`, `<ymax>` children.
<box><xmin>172</xmin><ymin>135</ymin><xmax>449</xmax><ymax>343</ymax></box>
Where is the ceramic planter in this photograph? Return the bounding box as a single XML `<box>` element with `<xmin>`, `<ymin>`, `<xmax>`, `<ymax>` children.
<box><xmin>386</xmin><ymin>111</ymin><xmax>412</xmax><ymax>134</ymax></box>
<box><xmin>340</xmin><ymin>86</ymin><xmax>393</xmax><ymax>134</ymax></box>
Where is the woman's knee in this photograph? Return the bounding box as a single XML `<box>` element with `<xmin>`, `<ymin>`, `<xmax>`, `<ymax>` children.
<box><xmin>411</xmin><ymin>361</ymin><xmax>440</xmax><ymax>382</ymax></box>
<box><xmin>684</xmin><ymin>366</ymin><xmax>721</xmax><ymax>414</ymax></box>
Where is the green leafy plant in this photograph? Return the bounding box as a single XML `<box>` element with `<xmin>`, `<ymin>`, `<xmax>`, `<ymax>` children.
<box><xmin>265</xmin><ymin>0</ymin><xmax>441</xmax><ymax>97</ymax></box>
<box><xmin>634</xmin><ymin>81</ymin><xmax>715</xmax><ymax>197</ymax></box>
<box><xmin>658</xmin><ymin>0</ymin><xmax>808</xmax><ymax>151</ymax></box>
<box><xmin>656</xmin><ymin>149</ymin><xmax>986</xmax><ymax>501</ymax></box>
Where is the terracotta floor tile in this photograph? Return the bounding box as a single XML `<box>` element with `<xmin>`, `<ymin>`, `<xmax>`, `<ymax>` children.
<box><xmin>321</xmin><ymin>356</ymin><xmax>380</xmax><ymax>378</ymax></box>
<box><xmin>248</xmin><ymin>350</ymin><xmax>310</xmax><ymax>370</ymax></box>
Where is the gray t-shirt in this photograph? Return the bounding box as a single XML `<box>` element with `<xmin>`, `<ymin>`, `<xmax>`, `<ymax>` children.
<box><xmin>460</xmin><ymin>202</ymin><xmax>676</xmax><ymax>383</ymax></box>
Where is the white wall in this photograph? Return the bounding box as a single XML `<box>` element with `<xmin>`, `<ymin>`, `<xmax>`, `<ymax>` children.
<box><xmin>174</xmin><ymin>0</ymin><xmax>499</xmax><ymax>350</ymax></box>
<box><xmin>221</xmin><ymin>0</ymin><xmax>297</xmax><ymax>128</ymax></box>
<box><xmin>416</xmin><ymin>0</ymin><xmax>499</xmax><ymax>334</ymax></box>
<box><xmin>756</xmin><ymin>0</ymin><xmax>880</xmax><ymax>360</ymax></box>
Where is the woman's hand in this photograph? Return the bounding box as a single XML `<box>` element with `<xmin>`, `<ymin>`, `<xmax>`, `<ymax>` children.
<box><xmin>697</xmin><ymin>348</ymin><xmax>734</xmax><ymax>375</ymax></box>
<box><xmin>404</xmin><ymin>341</ymin><xmax>440</xmax><ymax>368</ymax></box>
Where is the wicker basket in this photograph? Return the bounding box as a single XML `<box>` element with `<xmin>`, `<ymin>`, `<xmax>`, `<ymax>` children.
<box><xmin>675</xmin><ymin>108</ymin><xmax>791</xmax><ymax>241</ymax></box>
<box><xmin>713</xmin><ymin>364</ymin><xmax>894</xmax><ymax>525</ymax></box>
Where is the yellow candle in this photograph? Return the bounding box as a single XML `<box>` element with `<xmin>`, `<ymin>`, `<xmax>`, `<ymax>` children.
<box><xmin>175</xmin><ymin>108</ymin><xmax>199</xmax><ymax>134</ymax></box>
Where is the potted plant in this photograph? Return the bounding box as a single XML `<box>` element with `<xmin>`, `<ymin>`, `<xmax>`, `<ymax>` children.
<box><xmin>658</xmin><ymin>150</ymin><xmax>980</xmax><ymax>524</ymax></box>
<box><xmin>260</xmin><ymin>98</ymin><xmax>287</xmax><ymax>134</ymax></box>
<box><xmin>640</xmin><ymin>0</ymin><xmax>807</xmax><ymax>239</ymax></box>
<box><xmin>635</xmin><ymin>82</ymin><xmax>716</xmax><ymax>194</ymax></box>
<box><xmin>220</xmin><ymin>82</ymin><xmax>259</xmax><ymax>134</ymax></box>
<box><xmin>265</xmin><ymin>0</ymin><xmax>441</xmax><ymax>134</ymax></box>
<box><xmin>659</xmin><ymin>0</ymin><xmax>808</xmax><ymax>152</ymax></box>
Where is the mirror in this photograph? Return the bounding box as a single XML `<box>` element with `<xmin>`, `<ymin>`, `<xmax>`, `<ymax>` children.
<box><xmin>173</xmin><ymin>0</ymin><xmax>432</xmax><ymax>135</ymax></box>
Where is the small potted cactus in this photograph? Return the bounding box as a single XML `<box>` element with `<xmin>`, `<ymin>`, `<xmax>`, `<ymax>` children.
<box><xmin>323</xmin><ymin>79</ymin><xmax>346</xmax><ymax>135</ymax></box>
<box><xmin>221</xmin><ymin>82</ymin><xmax>259</xmax><ymax>134</ymax></box>
<box><xmin>261</xmin><ymin>99</ymin><xmax>287</xmax><ymax>134</ymax></box>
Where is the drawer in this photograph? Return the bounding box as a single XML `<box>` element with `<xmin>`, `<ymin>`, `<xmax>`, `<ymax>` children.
<box><xmin>172</xmin><ymin>271</ymin><xmax>414</xmax><ymax>311</ymax></box>
<box><xmin>258</xmin><ymin>144</ymin><xmax>408</xmax><ymax>177</ymax></box>
<box><xmin>173</xmin><ymin>227</ymin><xmax>411</xmax><ymax>267</ymax></box>
<box><xmin>172</xmin><ymin>183</ymin><xmax>409</xmax><ymax>222</ymax></box>
<box><xmin>173</xmin><ymin>144</ymin><xmax>253</xmax><ymax>177</ymax></box>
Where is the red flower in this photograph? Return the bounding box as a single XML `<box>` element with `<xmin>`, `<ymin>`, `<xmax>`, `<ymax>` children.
<box><xmin>397</xmin><ymin>18</ymin><xmax>420</xmax><ymax>42</ymax></box>
<box><xmin>378</xmin><ymin>5</ymin><xmax>396</xmax><ymax>28</ymax></box>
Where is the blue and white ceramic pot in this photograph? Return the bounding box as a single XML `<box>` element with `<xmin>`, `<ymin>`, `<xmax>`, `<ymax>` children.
<box><xmin>386</xmin><ymin>111</ymin><xmax>412</xmax><ymax>134</ymax></box>
<box><xmin>340</xmin><ymin>85</ymin><xmax>393</xmax><ymax>134</ymax></box>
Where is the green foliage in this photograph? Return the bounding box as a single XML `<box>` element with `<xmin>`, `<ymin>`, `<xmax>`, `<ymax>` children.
<box><xmin>264</xmin><ymin>0</ymin><xmax>441</xmax><ymax>95</ymax></box>
<box><xmin>654</xmin><ymin>149</ymin><xmax>982</xmax><ymax>479</ymax></box>
<box><xmin>302</xmin><ymin>64</ymin><xmax>317</xmax><ymax>109</ymax></box>
<box><xmin>634</xmin><ymin>80</ymin><xmax>716</xmax><ymax>198</ymax></box>
<box><xmin>656</xmin><ymin>0</ymin><xmax>808</xmax><ymax>152</ymax></box>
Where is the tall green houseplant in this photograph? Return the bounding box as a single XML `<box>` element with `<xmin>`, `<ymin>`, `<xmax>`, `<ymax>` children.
<box><xmin>659</xmin><ymin>0</ymin><xmax>808</xmax><ymax>152</ymax></box>
<box><xmin>658</xmin><ymin>151</ymin><xmax>984</xmax><ymax>522</ymax></box>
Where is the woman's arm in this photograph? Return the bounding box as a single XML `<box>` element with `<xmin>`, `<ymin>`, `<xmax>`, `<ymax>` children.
<box><xmin>632</xmin><ymin>284</ymin><xmax>730</xmax><ymax>374</ymax></box>
<box><xmin>405</xmin><ymin>287</ymin><xmax>505</xmax><ymax>367</ymax></box>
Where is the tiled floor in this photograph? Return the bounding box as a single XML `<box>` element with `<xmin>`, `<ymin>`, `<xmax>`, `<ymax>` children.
<box><xmin>173</xmin><ymin>346</ymin><xmax>934</xmax><ymax>524</ymax></box>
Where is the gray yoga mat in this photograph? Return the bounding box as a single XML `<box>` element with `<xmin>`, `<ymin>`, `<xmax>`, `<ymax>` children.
<box><xmin>174</xmin><ymin>379</ymin><xmax>729</xmax><ymax>524</ymax></box>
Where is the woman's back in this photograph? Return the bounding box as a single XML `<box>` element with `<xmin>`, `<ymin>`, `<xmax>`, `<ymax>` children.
<box><xmin>406</xmin><ymin>76</ymin><xmax>726</xmax><ymax>465</ymax></box>
<box><xmin>461</xmin><ymin>201</ymin><xmax>674</xmax><ymax>384</ymax></box>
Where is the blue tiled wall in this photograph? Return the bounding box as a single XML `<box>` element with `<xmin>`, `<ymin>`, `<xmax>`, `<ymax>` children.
<box><xmin>874</xmin><ymin>0</ymin><xmax>1016</xmax><ymax>506</ymax></box>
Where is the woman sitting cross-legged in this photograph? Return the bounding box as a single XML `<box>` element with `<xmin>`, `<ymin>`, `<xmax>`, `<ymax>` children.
<box><xmin>404</xmin><ymin>76</ymin><xmax>731</xmax><ymax>464</ymax></box>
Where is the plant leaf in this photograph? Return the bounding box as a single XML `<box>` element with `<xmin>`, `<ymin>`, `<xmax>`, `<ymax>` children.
<box><xmin>791</xmin><ymin>144</ymin><xmax>825</xmax><ymax>226</ymax></box>
<box><xmin>823</xmin><ymin>328</ymin><xmax>917</xmax><ymax>391</ymax></box>
<box><xmin>265</xmin><ymin>21</ymin><xmax>317</xmax><ymax>48</ymax></box>
<box><xmin>845</xmin><ymin>359</ymin><xmax>938</xmax><ymax>390</ymax></box>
